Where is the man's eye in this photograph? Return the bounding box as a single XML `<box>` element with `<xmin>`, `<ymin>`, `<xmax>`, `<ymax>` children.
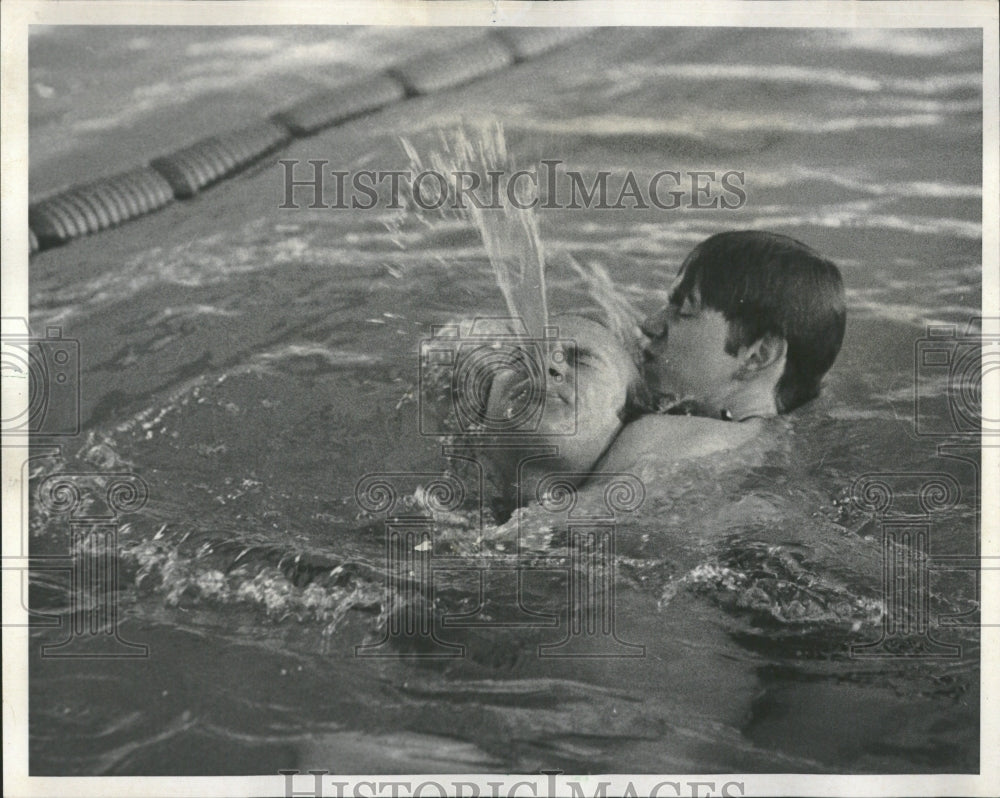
<box><xmin>554</xmin><ymin>345</ymin><xmax>577</xmax><ymax>367</ymax></box>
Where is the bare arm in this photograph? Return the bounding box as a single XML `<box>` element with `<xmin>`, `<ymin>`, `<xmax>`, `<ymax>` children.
<box><xmin>595</xmin><ymin>414</ymin><xmax>763</xmax><ymax>474</ymax></box>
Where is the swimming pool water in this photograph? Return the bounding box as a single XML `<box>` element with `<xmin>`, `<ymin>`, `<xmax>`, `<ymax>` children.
<box><xmin>27</xmin><ymin>26</ymin><xmax>983</xmax><ymax>774</ymax></box>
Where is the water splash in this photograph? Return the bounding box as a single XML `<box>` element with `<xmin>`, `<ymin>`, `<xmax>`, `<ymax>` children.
<box><xmin>401</xmin><ymin>122</ymin><xmax>549</xmax><ymax>338</ymax></box>
<box><xmin>563</xmin><ymin>254</ymin><xmax>644</xmax><ymax>360</ymax></box>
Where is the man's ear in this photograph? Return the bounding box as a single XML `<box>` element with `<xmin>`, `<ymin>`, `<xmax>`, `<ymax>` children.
<box><xmin>737</xmin><ymin>333</ymin><xmax>786</xmax><ymax>376</ymax></box>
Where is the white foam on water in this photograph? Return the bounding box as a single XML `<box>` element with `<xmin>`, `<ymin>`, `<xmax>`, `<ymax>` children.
<box><xmin>819</xmin><ymin>29</ymin><xmax>981</xmax><ymax>58</ymax></box>
<box><xmin>69</xmin><ymin>37</ymin><xmax>369</xmax><ymax>135</ymax></box>
<box><xmin>250</xmin><ymin>343</ymin><xmax>378</xmax><ymax>368</ymax></box>
<box><xmin>514</xmin><ymin>110</ymin><xmax>950</xmax><ymax>140</ymax></box>
<box><xmin>148</xmin><ymin>304</ymin><xmax>241</xmax><ymax>325</ymax></box>
<box><xmin>838</xmin><ymin>96</ymin><xmax>982</xmax><ymax>115</ymax></box>
<box><xmin>843</xmin><ymin>297</ymin><xmax>978</xmax><ymax>328</ymax></box>
<box><xmin>823</xmin><ymin>407</ymin><xmax>906</xmax><ymax>422</ymax></box>
<box><xmin>185</xmin><ymin>36</ymin><xmax>282</xmax><ymax>57</ymax></box>
<box><xmin>64</xmin><ymin>29</ymin><xmax>485</xmax><ymax>143</ymax></box>
<box><xmin>297</xmin><ymin>730</ymin><xmax>504</xmax><ymax>774</ymax></box>
<box><xmin>125</xmin><ymin>539</ymin><xmax>383</xmax><ymax>635</ymax></box>
<box><xmin>740</xmin><ymin>207</ymin><xmax>981</xmax><ymax>240</ymax></box>
<box><xmin>32</xmin><ymin>225</ymin><xmax>316</xmax><ymax>326</ymax></box>
<box><xmin>753</xmin><ymin>167</ymin><xmax>982</xmax><ymax>199</ymax></box>
<box><xmin>606</xmin><ymin>62</ymin><xmax>981</xmax><ymax>96</ymax></box>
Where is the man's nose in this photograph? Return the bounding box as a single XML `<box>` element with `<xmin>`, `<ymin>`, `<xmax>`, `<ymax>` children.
<box><xmin>640</xmin><ymin>307</ymin><xmax>669</xmax><ymax>341</ymax></box>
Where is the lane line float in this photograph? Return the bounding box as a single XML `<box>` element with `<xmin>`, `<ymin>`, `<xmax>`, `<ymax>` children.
<box><xmin>28</xmin><ymin>29</ymin><xmax>593</xmax><ymax>255</ymax></box>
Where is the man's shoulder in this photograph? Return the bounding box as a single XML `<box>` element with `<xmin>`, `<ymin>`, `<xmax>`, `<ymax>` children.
<box><xmin>597</xmin><ymin>414</ymin><xmax>764</xmax><ymax>473</ymax></box>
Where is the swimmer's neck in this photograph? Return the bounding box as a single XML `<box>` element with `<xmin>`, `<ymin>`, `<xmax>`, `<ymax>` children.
<box><xmin>702</xmin><ymin>371</ymin><xmax>780</xmax><ymax>421</ymax></box>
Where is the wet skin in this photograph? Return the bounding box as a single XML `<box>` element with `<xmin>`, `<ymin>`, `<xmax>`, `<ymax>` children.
<box><xmin>598</xmin><ymin>293</ymin><xmax>775</xmax><ymax>475</ymax></box>
<box><xmin>477</xmin><ymin>309</ymin><xmax>770</xmax><ymax>502</ymax></box>
<box><xmin>638</xmin><ymin>285</ymin><xmax>785</xmax><ymax>422</ymax></box>
<box><xmin>481</xmin><ymin>314</ymin><xmax>640</xmax><ymax>499</ymax></box>
<box><xmin>640</xmin><ymin>291</ymin><xmax>737</xmax><ymax>409</ymax></box>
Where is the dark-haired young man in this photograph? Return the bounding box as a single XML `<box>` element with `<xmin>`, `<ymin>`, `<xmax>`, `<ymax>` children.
<box><xmin>598</xmin><ymin>230</ymin><xmax>846</xmax><ymax>471</ymax></box>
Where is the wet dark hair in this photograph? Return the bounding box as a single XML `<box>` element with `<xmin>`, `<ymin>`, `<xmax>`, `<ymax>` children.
<box><xmin>669</xmin><ymin>230</ymin><xmax>846</xmax><ymax>414</ymax></box>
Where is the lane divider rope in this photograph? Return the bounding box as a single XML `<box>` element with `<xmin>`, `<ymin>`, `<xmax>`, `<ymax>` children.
<box><xmin>150</xmin><ymin>119</ymin><xmax>291</xmax><ymax>199</ymax></box>
<box><xmin>388</xmin><ymin>35</ymin><xmax>515</xmax><ymax>96</ymax></box>
<box><xmin>273</xmin><ymin>73</ymin><xmax>407</xmax><ymax>137</ymax></box>
<box><xmin>29</xmin><ymin>166</ymin><xmax>174</xmax><ymax>250</ymax></box>
<box><xmin>28</xmin><ymin>28</ymin><xmax>592</xmax><ymax>256</ymax></box>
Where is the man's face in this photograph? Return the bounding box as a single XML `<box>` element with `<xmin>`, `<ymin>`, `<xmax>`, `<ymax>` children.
<box><xmin>640</xmin><ymin>287</ymin><xmax>738</xmax><ymax>406</ymax></box>
<box><xmin>485</xmin><ymin>315</ymin><xmax>637</xmax><ymax>472</ymax></box>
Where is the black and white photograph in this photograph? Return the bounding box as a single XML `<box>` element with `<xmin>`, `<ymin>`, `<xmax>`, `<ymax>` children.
<box><xmin>2</xmin><ymin>2</ymin><xmax>998</xmax><ymax>796</ymax></box>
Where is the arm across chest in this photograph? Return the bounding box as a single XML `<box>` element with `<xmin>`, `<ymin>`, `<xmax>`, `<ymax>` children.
<box><xmin>596</xmin><ymin>414</ymin><xmax>764</xmax><ymax>474</ymax></box>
